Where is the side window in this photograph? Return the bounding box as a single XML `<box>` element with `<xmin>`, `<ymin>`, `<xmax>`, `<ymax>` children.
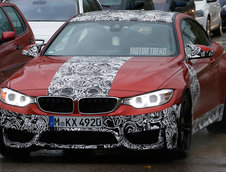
<box><xmin>83</xmin><ymin>0</ymin><xmax>102</xmax><ymax>12</ymax></box>
<box><xmin>0</xmin><ymin>8</ymin><xmax>13</xmax><ymax>39</ymax></box>
<box><xmin>4</xmin><ymin>6</ymin><xmax>26</xmax><ymax>36</ymax></box>
<box><xmin>181</xmin><ymin>19</ymin><xmax>210</xmax><ymax>46</ymax></box>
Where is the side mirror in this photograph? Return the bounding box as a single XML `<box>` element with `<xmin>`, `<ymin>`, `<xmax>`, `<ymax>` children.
<box><xmin>2</xmin><ymin>31</ymin><xmax>15</xmax><ymax>42</ymax></box>
<box><xmin>185</xmin><ymin>44</ymin><xmax>214</xmax><ymax>61</ymax></box>
<box><xmin>22</xmin><ymin>44</ymin><xmax>41</xmax><ymax>58</ymax></box>
<box><xmin>175</xmin><ymin>1</ymin><xmax>187</xmax><ymax>7</ymax></box>
<box><xmin>22</xmin><ymin>39</ymin><xmax>45</xmax><ymax>58</ymax></box>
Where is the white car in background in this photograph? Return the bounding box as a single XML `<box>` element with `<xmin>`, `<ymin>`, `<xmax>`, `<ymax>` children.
<box><xmin>195</xmin><ymin>0</ymin><xmax>222</xmax><ymax>36</ymax></box>
<box><xmin>4</xmin><ymin>0</ymin><xmax>103</xmax><ymax>43</ymax></box>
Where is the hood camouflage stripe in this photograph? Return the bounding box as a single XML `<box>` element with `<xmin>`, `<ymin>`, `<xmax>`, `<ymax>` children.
<box><xmin>47</xmin><ymin>56</ymin><xmax>132</xmax><ymax>100</ymax></box>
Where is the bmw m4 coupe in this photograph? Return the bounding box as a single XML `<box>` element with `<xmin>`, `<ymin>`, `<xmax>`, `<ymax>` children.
<box><xmin>0</xmin><ymin>10</ymin><xmax>225</xmax><ymax>159</ymax></box>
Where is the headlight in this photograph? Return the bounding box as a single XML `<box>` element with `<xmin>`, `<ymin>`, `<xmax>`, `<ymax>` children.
<box><xmin>222</xmin><ymin>5</ymin><xmax>226</xmax><ymax>12</ymax></box>
<box><xmin>123</xmin><ymin>89</ymin><xmax>173</xmax><ymax>108</ymax></box>
<box><xmin>196</xmin><ymin>10</ymin><xmax>204</xmax><ymax>17</ymax></box>
<box><xmin>0</xmin><ymin>88</ymin><xmax>35</xmax><ymax>107</ymax></box>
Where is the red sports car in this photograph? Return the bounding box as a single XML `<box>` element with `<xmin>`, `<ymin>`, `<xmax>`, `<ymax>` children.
<box><xmin>0</xmin><ymin>10</ymin><xmax>225</xmax><ymax>159</ymax></box>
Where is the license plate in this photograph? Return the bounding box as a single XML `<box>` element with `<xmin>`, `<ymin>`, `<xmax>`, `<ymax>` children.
<box><xmin>49</xmin><ymin>116</ymin><xmax>103</xmax><ymax>128</ymax></box>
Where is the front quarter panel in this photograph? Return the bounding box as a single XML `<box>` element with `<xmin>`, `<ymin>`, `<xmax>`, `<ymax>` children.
<box><xmin>218</xmin><ymin>52</ymin><xmax>226</xmax><ymax>97</ymax></box>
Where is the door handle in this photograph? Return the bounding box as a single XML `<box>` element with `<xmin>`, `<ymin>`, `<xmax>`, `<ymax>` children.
<box><xmin>16</xmin><ymin>45</ymin><xmax>23</xmax><ymax>50</ymax></box>
<box><xmin>209</xmin><ymin>58</ymin><xmax>215</xmax><ymax>64</ymax></box>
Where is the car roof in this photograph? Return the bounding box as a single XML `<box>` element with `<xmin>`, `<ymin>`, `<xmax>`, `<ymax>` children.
<box><xmin>0</xmin><ymin>2</ymin><xmax>16</xmax><ymax>7</ymax></box>
<box><xmin>70</xmin><ymin>10</ymin><xmax>177</xmax><ymax>23</ymax></box>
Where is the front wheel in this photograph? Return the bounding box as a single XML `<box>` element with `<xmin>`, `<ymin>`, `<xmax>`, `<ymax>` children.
<box><xmin>175</xmin><ymin>93</ymin><xmax>192</xmax><ymax>158</ymax></box>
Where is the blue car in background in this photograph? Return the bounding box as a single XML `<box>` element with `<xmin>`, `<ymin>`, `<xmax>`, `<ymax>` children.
<box><xmin>220</xmin><ymin>0</ymin><xmax>226</xmax><ymax>28</ymax></box>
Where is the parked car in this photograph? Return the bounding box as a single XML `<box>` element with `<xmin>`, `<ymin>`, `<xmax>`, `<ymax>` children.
<box><xmin>0</xmin><ymin>10</ymin><xmax>225</xmax><ymax>159</ymax></box>
<box><xmin>99</xmin><ymin>0</ymin><xmax>155</xmax><ymax>10</ymax></box>
<box><xmin>195</xmin><ymin>0</ymin><xmax>222</xmax><ymax>36</ymax></box>
<box><xmin>0</xmin><ymin>3</ymin><xmax>34</xmax><ymax>84</ymax></box>
<box><xmin>4</xmin><ymin>0</ymin><xmax>103</xmax><ymax>43</ymax></box>
<box><xmin>153</xmin><ymin>0</ymin><xmax>196</xmax><ymax>18</ymax></box>
<box><xmin>220</xmin><ymin>0</ymin><xmax>226</xmax><ymax>28</ymax></box>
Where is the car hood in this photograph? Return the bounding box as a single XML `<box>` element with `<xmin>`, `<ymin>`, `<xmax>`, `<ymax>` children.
<box><xmin>28</xmin><ymin>21</ymin><xmax>64</xmax><ymax>43</ymax></box>
<box><xmin>8</xmin><ymin>56</ymin><xmax>182</xmax><ymax>98</ymax></box>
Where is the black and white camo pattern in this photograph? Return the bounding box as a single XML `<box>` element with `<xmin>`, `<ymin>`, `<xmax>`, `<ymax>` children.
<box><xmin>185</xmin><ymin>44</ymin><xmax>214</xmax><ymax>59</ymax></box>
<box><xmin>162</xmin><ymin>104</ymin><xmax>181</xmax><ymax>149</ymax></box>
<box><xmin>70</xmin><ymin>10</ymin><xmax>174</xmax><ymax>23</ymax></box>
<box><xmin>184</xmin><ymin>62</ymin><xmax>200</xmax><ymax>112</ymax></box>
<box><xmin>184</xmin><ymin>62</ymin><xmax>224</xmax><ymax>134</ymax></box>
<box><xmin>47</xmin><ymin>56</ymin><xmax>131</xmax><ymax>100</ymax></box>
<box><xmin>192</xmin><ymin>104</ymin><xmax>224</xmax><ymax>134</ymax></box>
<box><xmin>22</xmin><ymin>44</ymin><xmax>39</xmax><ymax>58</ymax></box>
<box><xmin>0</xmin><ymin>109</ymin><xmax>49</xmax><ymax>134</ymax></box>
<box><xmin>185</xmin><ymin>44</ymin><xmax>202</xmax><ymax>58</ymax></box>
<box><xmin>0</xmin><ymin>104</ymin><xmax>180</xmax><ymax>150</ymax></box>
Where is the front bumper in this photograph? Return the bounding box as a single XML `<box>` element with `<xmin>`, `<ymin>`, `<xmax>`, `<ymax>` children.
<box><xmin>0</xmin><ymin>104</ymin><xmax>181</xmax><ymax>150</ymax></box>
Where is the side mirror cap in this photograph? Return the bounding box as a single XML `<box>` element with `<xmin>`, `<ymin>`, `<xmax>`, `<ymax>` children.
<box><xmin>185</xmin><ymin>44</ymin><xmax>214</xmax><ymax>61</ymax></box>
<box><xmin>22</xmin><ymin>44</ymin><xmax>40</xmax><ymax>58</ymax></box>
<box><xmin>22</xmin><ymin>40</ymin><xmax>45</xmax><ymax>58</ymax></box>
<box><xmin>2</xmin><ymin>31</ymin><xmax>16</xmax><ymax>42</ymax></box>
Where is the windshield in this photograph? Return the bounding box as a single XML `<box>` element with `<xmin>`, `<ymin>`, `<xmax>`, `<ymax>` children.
<box><xmin>153</xmin><ymin>0</ymin><xmax>171</xmax><ymax>11</ymax></box>
<box><xmin>44</xmin><ymin>21</ymin><xmax>177</xmax><ymax>57</ymax></box>
<box><xmin>9</xmin><ymin>0</ymin><xmax>78</xmax><ymax>21</ymax></box>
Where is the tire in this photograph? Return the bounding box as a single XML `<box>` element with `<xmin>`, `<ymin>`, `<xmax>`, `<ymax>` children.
<box><xmin>175</xmin><ymin>93</ymin><xmax>192</xmax><ymax>159</ymax></box>
<box><xmin>213</xmin><ymin>19</ymin><xmax>223</xmax><ymax>37</ymax></box>
<box><xmin>0</xmin><ymin>127</ymin><xmax>30</xmax><ymax>160</ymax></box>
<box><xmin>207</xmin><ymin>97</ymin><xmax>226</xmax><ymax>133</ymax></box>
<box><xmin>206</xmin><ymin>18</ymin><xmax>211</xmax><ymax>37</ymax></box>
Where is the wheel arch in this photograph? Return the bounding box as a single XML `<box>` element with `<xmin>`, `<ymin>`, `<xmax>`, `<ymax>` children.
<box><xmin>182</xmin><ymin>87</ymin><xmax>193</xmax><ymax>120</ymax></box>
<box><xmin>184</xmin><ymin>88</ymin><xmax>192</xmax><ymax>103</ymax></box>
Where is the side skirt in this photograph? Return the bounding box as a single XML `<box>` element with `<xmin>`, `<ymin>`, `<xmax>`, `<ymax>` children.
<box><xmin>192</xmin><ymin>104</ymin><xmax>224</xmax><ymax>134</ymax></box>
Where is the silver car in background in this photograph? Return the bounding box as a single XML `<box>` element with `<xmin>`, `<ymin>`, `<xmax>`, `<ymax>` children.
<box><xmin>195</xmin><ymin>0</ymin><xmax>222</xmax><ymax>36</ymax></box>
<box><xmin>4</xmin><ymin>0</ymin><xmax>103</xmax><ymax>42</ymax></box>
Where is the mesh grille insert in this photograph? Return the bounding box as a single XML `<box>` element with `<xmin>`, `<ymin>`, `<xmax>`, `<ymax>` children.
<box><xmin>78</xmin><ymin>97</ymin><xmax>119</xmax><ymax>114</ymax></box>
<box><xmin>37</xmin><ymin>96</ymin><xmax>74</xmax><ymax>114</ymax></box>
